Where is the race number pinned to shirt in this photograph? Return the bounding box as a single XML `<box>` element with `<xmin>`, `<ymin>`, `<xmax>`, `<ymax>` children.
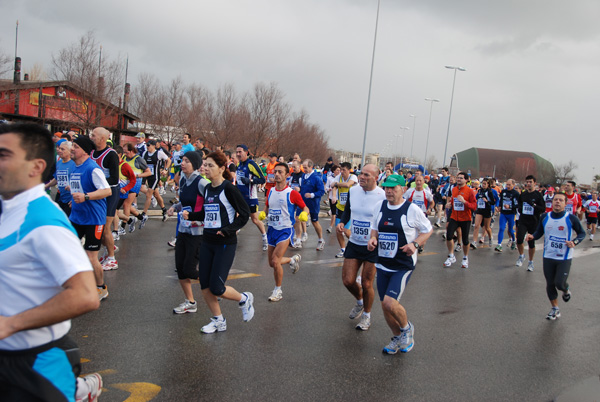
<box><xmin>565</xmin><ymin>203</ymin><xmax>574</xmax><ymax>214</ymax></box>
<box><xmin>148</xmin><ymin>164</ymin><xmax>155</xmax><ymax>175</ymax></box>
<box><xmin>453</xmin><ymin>198</ymin><xmax>465</xmax><ymax>211</ymax></box>
<box><xmin>378</xmin><ymin>233</ymin><xmax>398</xmax><ymax>258</ymax></box>
<box><xmin>590</xmin><ymin>205</ymin><xmax>598</xmax><ymax>213</ymax></box>
<box><xmin>477</xmin><ymin>198</ymin><xmax>486</xmax><ymax>209</ymax></box>
<box><xmin>339</xmin><ymin>191</ymin><xmax>348</xmax><ymax>205</ymax></box>
<box><xmin>351</xmin><ymin>220</ymin><xmax>370</xmax><ymax>243</ymax></box>
<box><xmin>269</xmin><ymin>209</ymin><xmax>282</xmax><ymax>228</ymax></box>
<box><xmin>522</xmin><ymin>202</ymin><xmax>534</xmax><ymax>215</ymax></box>
<box><xmin>70</xmin><ymin>177</ymin><xmax>82</xmax><ymax>193</ymax></box>
<box><xmin>57</xmin><ymin>172</ymin><xmax>69</xmax><ymax>188</ymax></box>
<box><xmin>179</xmin><ymin>206</ymin><xmax>192</xmax><ymax>228</ymax></box>
<box><xmin>547</xmin><ymin>235</ymin><xmax>567</xmax><ymax>259</ymax></box>
<box><xmin>204</xmin><ymin>204</ymin><xmax>221</xmax><ymax>229</ymax></box>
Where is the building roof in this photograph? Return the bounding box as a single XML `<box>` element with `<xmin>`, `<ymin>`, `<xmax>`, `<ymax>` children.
<box><xmin>452</xmin><ymin>147</ymin><xmax>554</xmax><ymax>181</ymax></box>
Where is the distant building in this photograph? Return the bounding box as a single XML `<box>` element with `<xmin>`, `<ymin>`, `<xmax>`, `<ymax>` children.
<box><xmin>449</xmin><ymin>147</ymin><xmax>554</xmax><ymax>183</ymax></box>
<box><xmin>333</xmin><ymin>150</ymin><xmax>380</xmax><ymax>168</ymax></box>
<box><xmin>0</xmin><ymin>79</ymin><xmax>138</xmax><ymax>143</ymax></box>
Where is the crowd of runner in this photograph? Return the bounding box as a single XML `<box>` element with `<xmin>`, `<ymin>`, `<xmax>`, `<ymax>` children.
<box><xmin>1</xmin><ymin>122</ymin><xmax>595</xmax><ymax>400</ymax></box>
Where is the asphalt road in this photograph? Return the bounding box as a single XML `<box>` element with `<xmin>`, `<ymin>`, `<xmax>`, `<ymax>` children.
<box><xmin>70</xmin><ymin>197</ymin><xmax>600</xmax><ymax>402</ymax></box>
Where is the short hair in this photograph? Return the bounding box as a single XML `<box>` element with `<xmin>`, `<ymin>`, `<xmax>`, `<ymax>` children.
<box><xmin>114</xmin><ymin>145</ymin><xmax>124</xmax><ymax>155</ymax></box>
<box><xmin>457</xmin><ymin>171</ymin><xmax>469</xmax><ymax>180</ymax></box>
<box><xmin>274</xmin><ymin>162</ymin><xmax>289</xmax><ymax>174</ymax></box>
<box><xmin>442</xmin><ymin>167</ymin><xmax>449</xmax><ymax>172</ymax></box>
<box><xmin>124</xmin><ymin>143</ymin><xmax>136</xmax><ymax>152</ymax></box>
<box><xmin>61</xmin><ymin>133</ymin><xmax>72</xmax><ymax>141</ymax></box>
<box><xmin>184</xmin><ymin>133</ymin><xmax>192</xmax><ymax>140</ymax></box>
<box><xmin>553</xmin><ymin>192</ymin><xmax>567</xmax><ymax>201</ymax></box>
<box><xmin>567</xmin><ymin>180</ymin><xmax>576</xmax><ymax>187</ymax></box>
<box><xmin>224</xmin><ymin>150</ymin><xmax>232</xmax><ymax>158</ymax></box>
<box><xmin>0</xmin><ymin>123</ymin><xmax>55</xmax><ymax>179</ymax></box>
<box><xmin>525</xmin><ymin>175</ymin><xmax>536</xmax><ymax>182</ymax></box>
<box><xmin>59</xmin><ymin>141</ymin><xmax>73</xmax><ymax>150</ymax></box>
<box><xmin>340</xmin><ymin>162</ymin><xmax>352</xmax><ymax>170</ymax></box>
<box><xmin>331</xmin><ymin>164</ymin><xmax>340</xmax><ymax>172</ymax></box>
<box><xmin>303</xmin><ymin>159</ymin><xmax>314</xmax><ymax>168</ymax></box>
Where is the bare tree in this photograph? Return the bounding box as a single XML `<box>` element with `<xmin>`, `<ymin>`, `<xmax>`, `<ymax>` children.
<box><xmin>554</xmin><ymin>161</ymin><xmax>578</xmax><ymax>186</ymax></box>
<box><xmin>130</xmin><ymin>72</ymin><xmax>161</xmax><ymax>130</ymax></box>
<box><xmin>50</xmin><ymin>31</ymin><xmax>125</xmax><ymax>131</ymax></box>
<box><xmin>27</xmin><ymin>62</ymin><xmax>47</xmax><ymax>81</ymax></box>
<box><xmin>151</xmin><ymin>76</ymin><xmax>186</xmax><ymax>145</ymax></box>
<box><xmin>0</xmin><ymin>41</ymin><xmax>11</xmax><ymax>78</ymax></box>
<box><xmin>205</xmin><ymin>83</ymin><xmax>244</xmax><ymax>149</ymax></box>
<box><xmin>425</xmin><ymin>155</ymin><xmax>438</xmax><ymax>174</ymax></box>
<box><xmin>182</xmin><ymin>83</ymin><xmax>209</xmax><ymax>139</ymax></box>
<box><xmin>242</xmin><ymin>82</ymin><xmax>284</xmax><ymax>157</ymax></box>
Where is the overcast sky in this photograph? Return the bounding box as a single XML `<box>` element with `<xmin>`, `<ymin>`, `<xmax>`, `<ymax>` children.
<box><xmin>2</xmin><ymin>0</ymin><xmax>599</xmax><ymax>182</ymax></box>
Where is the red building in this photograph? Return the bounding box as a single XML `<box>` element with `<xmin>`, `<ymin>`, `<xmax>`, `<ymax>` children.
<box><xmin>0</xmin><ymin>79</ymin><xmax>138</xmax><ymax>143</ymax></box>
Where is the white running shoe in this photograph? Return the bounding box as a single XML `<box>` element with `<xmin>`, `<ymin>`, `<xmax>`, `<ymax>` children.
<box><xmin>76</xmin><ymin>373</ymin><xmax>103</xmax><ymax>402</ymax></box>
<box><xmin>173</xmin><ymin>300</ymin><xmax>197</xmax><ymax>314</ymax></box>
<box><xmin>128</xmin><ymin>216</ymin><xmax>138</xmax><ymax>233</ymax></box>
<box><xmin>201</xmin><ymin>317</ymin><xmax>227</xmax><ymax>333</ymax></box>
<box><xmin>101</xmin><ymin>258</ymin><xmax>118</xmax><ymax>271</ymax></box>
<box><xmin>112</xmin><ymin>231</ymin><xmax>120</xmax><ymax>241</ymax></box>
<box><xmin>168</xmin><ymin>237</ymin><xmax>177</xmax><ymax>248</ymax></box>
<box><xmin>268</xmin><ymin>289</ymin><xmax>283</xmax><ymax>302</ymax></box>
<box><xmin>239</xmin><ymin>292</ymin><xmax>255</xmax><ymax>322</ymax></box>
<box><xmin>527</xmin><ymin>261</ymin><xmax>534</xmax><ymax>272</ymax></box>
<box><xmin>316</xmin><ymin>239</ymin><xmax>325</xmax><ymax>251</ymax></box>
<box><xmin>301</xmin><ymin>232</ymin><xmax>308</xmax><ymax>242</ymax></box>
<box><xmin>262</xmin><ymin>237</ymin><xmax>268</xmax><ymax>251</ymax></box>
<box><xmin>356</xmin><ymin>314</ymin><xmax>371</xmax><ymax>331</ymax></box>
<box><xmin>151</xmin><ymin>196</ymin><xmax>158</xmax><ymax>208</ymax></box>
<box><xmin>290</xmin><ymin>254</ymin><xmax>301</xmax><ymax>274</ymax></box>
<box><xmin>349</xmin><ymin>303</ymin><xmax>364</xmax><ymax>319</ymax></box>
<box><xmin>461</xmin><ymin>257</ymin><xmax>469</xmax><ymax>269</ymax></box>
<box><xmin>443</xmin><ymin>255</ymin><xmax>456</xmax><ymax>267</ymax></box>
<box><xmin>515</xmin><ymin>255</ymin><xmax>525</xmax><ymax>267</ymax></box>
<box><xmin>336</xmin><ymin>249</ymin><xmax>345</xmax><ymax>258</ymax></box>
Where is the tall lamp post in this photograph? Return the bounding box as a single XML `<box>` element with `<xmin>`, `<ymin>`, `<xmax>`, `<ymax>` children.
<box><xmin>398</xmin><ymin>126</ymin><xmax>410</xmax><ymax>168</ymax></box>
<box><xmin>443</xmin><ymin>65</ymin><xmax>466</xmax><ymax>167</ymax></box>
<box><xmin>424</xmin><ymin>98</ymin><xmax>439</xmax><ymax>170</ymax></box>
<box><xmin>409</xmin><ymin>114</ymin><xmax>417</xmax><ymax>160</ymax></box>
<box><xmin>393</xmin><ymin>134</ymin><xmax>402</xmax><ymax>169</ymax></box>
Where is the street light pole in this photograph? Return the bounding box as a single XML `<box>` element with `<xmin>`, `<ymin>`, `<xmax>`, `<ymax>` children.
<box><xmin>393</xmin><ymin>134</ymin><xmax>401</xmax><ymax>169</ymax></box>
<box><xmin>398</xmin><ymin>126</ymin><xmax>410</xmax><ymax>168</ymax></box>
<box><xmin>424</xmin><ymin>98</ymin><xmax>439</xmax><ymax>171</ymax></box>
<box><xmin>409</xmin><ymin>114</ymin><xmax>417</xmax><ymax>160</ymax></box>
<box><xmin>443</xmin><ymin>65</ymin><xmax>466</xmax><ymax>167</ymax></box>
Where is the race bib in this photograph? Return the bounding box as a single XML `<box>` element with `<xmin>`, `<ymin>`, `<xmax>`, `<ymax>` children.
<box><xmin>57</xmin><ymin>173</ymin><xmax>69</xmax><ymax>188</ymax></box>
<box><xmin>70</xmin><ymin>178</ymin><xmax>82</xmax><ymax>193</ymax></box>
<box><xmin>267</xmin><ymin>173</ymin><xmax>275</xmax><ymax>182</ymax></box>
<box><xmin>351</xmin><ymin>220</ymin><xmax>370</xmax><ymax>243</ymax></box>
<box><xmin>413</xmin><ymin>199</ymin><xmax>425</xmax><ymax>211</ymax></box>
<box><xmin>269</xmin><ymin>209</ymin><xmax>282</xmax><ymax>227</ymax></box>
<box><xmin>548</xmin><ymin>235</ymin><xmax>567</xmax><ymax>257</ymax></box>
<box><xmin>148</xmin><ymin>164</ymin><xmax>155</xmax><ymax>174</ymax></box>
<box><xmin>477</xmin><ymin>198</ymin><xmax>486</xmax><ymax>209</ymax></box>
<box><xmin>179</xmin><ymin>206</ymin><xmax>192</xmax><ymax>228</ymax></box>
<box><xmin>546</xmin><ymin>200</ymin><xmax>552</xmax><ymax>209</ymax></box>
<box><xmin>522</xmin><ymin>203</ymin><xmax>534</xmax><ymax>215</ymax></box>
<box><xmin>565</xmin><ymin>204</ymin><xmax>573</xmax><ymax>214</ymax></box>
<box><xmin>204</xmin><ymin>204</ymin><xmax>222</xmax><ymax>229</ymax></box>
<box><xmin>378</xmin><ymin>233</ymin><xmax>398</xmax><ymax>258</ymax></box>
<box><xmin>590</xmin><ymin>205</ymin><xmax>597</xmax><ymax>213</ymax></box>
<box><xmin>453</xmin><ymin>198</ymin><xmax>464</xmax><ymax>211</ymax></box>
<box><xmin>339</xmin><ymin>191</ymin><xmax>348</xmax><ymax>205</ymax></box>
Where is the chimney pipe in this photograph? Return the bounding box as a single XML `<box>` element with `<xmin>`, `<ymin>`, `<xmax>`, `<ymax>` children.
<box><xmin>13</xmin><ymin>57</ymin><xmax>21</xmax><ymax>84</ymax></box>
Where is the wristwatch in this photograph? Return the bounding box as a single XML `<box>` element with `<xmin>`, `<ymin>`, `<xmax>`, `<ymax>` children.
<box><xmin>84</xmin><ymin>193</ymin><xmax>90</xmax><ymax>201</ymax></box>
<box><xmin>412</xmin><ymin>241</ymin><xmax>419</xmax><ymax>249</ymax></box>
